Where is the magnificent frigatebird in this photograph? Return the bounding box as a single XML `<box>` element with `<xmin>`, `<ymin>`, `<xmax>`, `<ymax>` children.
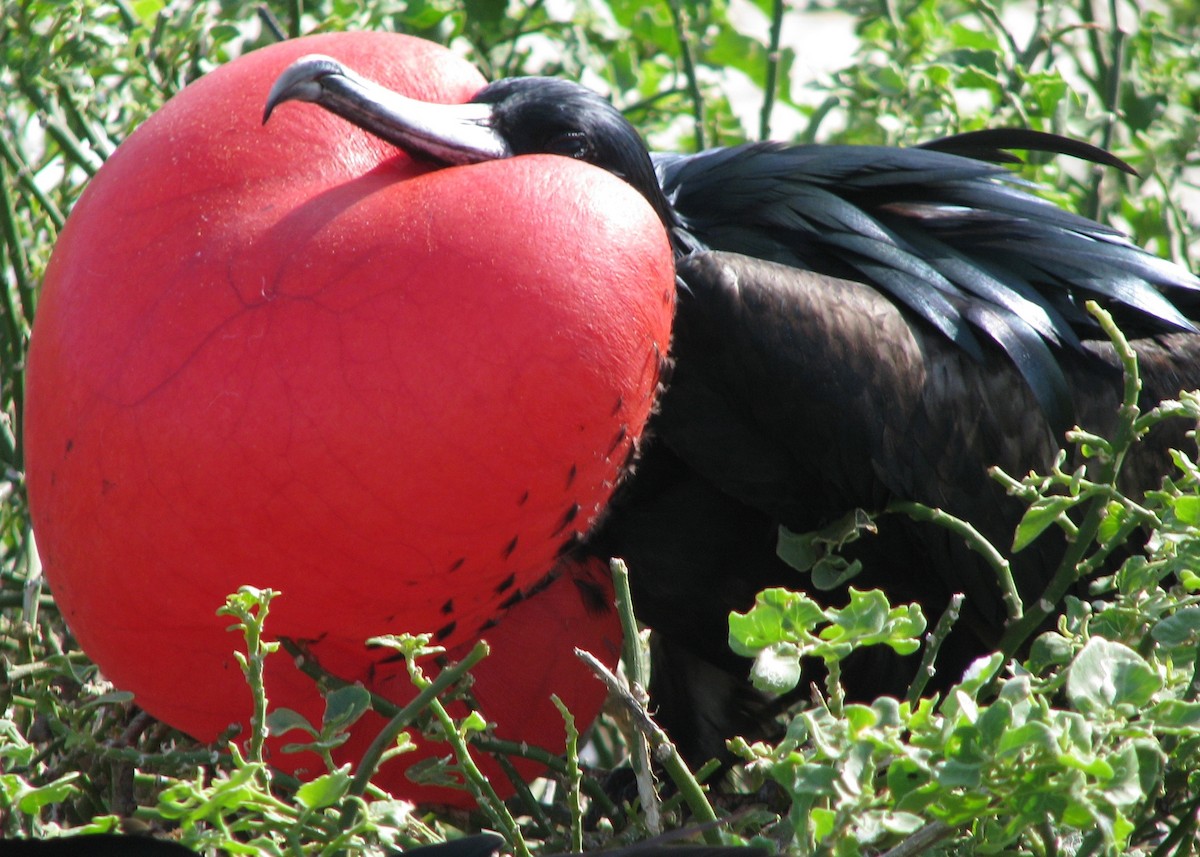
<box><xmin>264</xmin><ymin>58</ymin><xmax>1200</xmax><ymax>761</ymax></box>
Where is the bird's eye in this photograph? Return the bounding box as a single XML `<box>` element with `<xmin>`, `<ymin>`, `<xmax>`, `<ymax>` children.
<box><xmin>544</xmin><ymin>130</ymin><xmax>592</xmax><ymax>160</ymax></box>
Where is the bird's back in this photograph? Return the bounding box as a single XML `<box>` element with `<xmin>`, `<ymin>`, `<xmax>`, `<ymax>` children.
<box><xmin>656</xmin><ymin>138</ymin><xmax>1200</xmax><ymax>432</ymax></box>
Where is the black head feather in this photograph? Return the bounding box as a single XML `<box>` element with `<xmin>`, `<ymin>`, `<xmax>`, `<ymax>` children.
<box><xmin>471</xmin><ymin>77</ymin><xmax>677</xmax><ymax>229</ymax></box>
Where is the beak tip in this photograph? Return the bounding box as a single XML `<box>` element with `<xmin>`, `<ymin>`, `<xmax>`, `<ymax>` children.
<box><xmin>263</xmin><ymin>53</ymin><xmax>348</xmax><ymax>123</ymax></box>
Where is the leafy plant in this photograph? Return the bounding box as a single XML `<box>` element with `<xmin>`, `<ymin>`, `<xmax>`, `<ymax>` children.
<box><xmin>726</xmin><ymin>309</ymin><xmax>1200</xmax><ymax>855</ymax></box>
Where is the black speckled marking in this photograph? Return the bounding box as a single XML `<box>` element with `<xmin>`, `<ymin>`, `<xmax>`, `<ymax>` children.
<box><xmin>607</xmin><ymin>425</ymin><xmax>628</xmax><ymax>456</ymax></box>
<box><xmin>556</xmin><ymin>502</ymin><xmax>581</xmax><ymax>534</ymax></box>
<box><xmin>495</xmin><ymin>573</ymin><xmax>516</xmax><ymax>594</ymax></box>
<box><xmin>480</xmin><ymin>617</ymin><xmax>500</xmax><ymax>632</ymax></box>
<box><xmin>499</xmin><ymin>590</ymin><xmax>525</xmax><ymax>611</ymax></box>
<box><xmin>440</xmin><ymin>599</ymin><xmax>453</xmax><ymax>615</ymax></box>
<box><xmin>449</xmin><ymin>557</ymin><xmax>465</xmax><ymax>572</ymax></box>
<box><xmin>555</xmin><ymin>532</ymin><xmax>584</xmax><ymax>559</ymax></box>
<box><xmin>611</xmin><ymin>395</ymin><xmax>623</xmax><ymax>416</ymax></box>
<box><xmin>518</xmin><ymin>490</ymin><xmax>530</xmax><ymax>506</ymax></box>
<box><xmin>434</xmin><ymin>620</ymin><xmax>457</xmax><ymax>642</ymax></box>
<box><xmin>502</xmin><ymin>535</ymin><xmax>519</xmax><ymax>559</ymax></box>
<box><xmin>572</xmin><ymin>574</ymin><xmax>612</xmax><ymax>617</ymax></box>
<box><xmin>65</xmin><ymin>438</ymin><xmax>74</xmax><ymax>453</ymax></box>
<box><xmin>566</xmin><ymin>463</ymin><xmax>577</xmax><ymax>488</ymax></box>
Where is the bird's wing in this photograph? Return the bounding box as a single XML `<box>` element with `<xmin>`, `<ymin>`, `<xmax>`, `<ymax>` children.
<box><xmin>656</xmin><ymin>252</ymin><xmax>1200</xmax><ymax>633</ymax></box>
<box><xmin>654</xmin><ymin>141</ymin><xmax>1200</xmax><ymax>428</ymax></box>
<box><xmin>660</xmin><ymin>251</ymin><xmax>1048</xmax><ymax>535</ymax></box>
<box><xmin>916</xmin><ymin>127</ymin><xmax>1137</xmax><ymax>172</ymax></box>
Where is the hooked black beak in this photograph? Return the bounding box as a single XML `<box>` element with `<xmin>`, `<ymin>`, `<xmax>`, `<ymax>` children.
<box><xmin>263</xmin><ymin>54</ymin><xmax>511</xmax><ymax>166</ymax></box>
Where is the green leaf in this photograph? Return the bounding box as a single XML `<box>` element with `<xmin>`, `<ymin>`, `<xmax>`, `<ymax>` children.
<box><xmin>79</xmin><ymin>690</ymin><xmax>136</xmax><ymax>708</ymax></box>
<box><xmin>1021</xmin><ymin>71</ymin><xmax>1070</xmax><ymax>116</ymax></box>
<box><xmin>1150</xmin><ymin>699</ymin><xmax>1200</xmax><ymax>731</ymax></box>
<box><xmin>881</xmin><ymin>811</ymin><xmax>924</xmax><ymax>836</ymax></box>
<box><xmin>1013</xmin><ymin>495</ymin><xmax>1078</xmax><ymax>552</ymax></box>
<box><xmin>1173</xmin><ymin>494</ymin><xmax>1200</xmax><ymax>525</ymax></box>
<box><xmin>728</xmin><ymin>587</ymin><xmax>826</xmax><ymax>655</ymax></box>
<box><xmin>1150</xmin><ymin>606</ymin><xmax>1200</xmax><ymax>645</ymax></box>
<box><xmin>1131</xmin><ymin>739</ymin><xmax>1166</xmax><ymax>796</ymax></box>
<box><xmin>810</xmin><ymin>555</ymin><xmax>863</xmax><ymax>590</ymax></box>
<box><xmin>777</xmin><ymin>762</ymin><xmax>838</xmax><ymax>797</ymax></box>
<box><xmin>461</xmin><ymin>710</ymin><xmax>488</xmax><ymax>735</ymax></box>
<box><xmin>1096</xmin><ymin>499</ymin><xmax>1127</xmax><ymax>543</ymax></box>
<box><xmin>1056</xmin><ymin>752</ymin><xmax>1114</xmax><ymax>779</ymax></box>
<box><xmin>1067</xmin><ymin>638</ymin><xmax>1162</xmax><ymax>713</ymax></box>
<box><xmin>935</xmin><ymin>759</ymin><xmax>981</xmax><ymax>789</ymax></box>
<box><xmin>14</xmin><ymin>773</ymin><xmax>80</xmax><ymax>813</ymax></box>
<box><xmin>1102</xmin><ymin>743</ymin><xmax>1145</xmax><ymax>808</ymax></box>
<box><xmin>873</xmin><ymin>696</ymin><xmax>903</xmax><ymax>727</ymax></box>
<box><xmin>1027</xmin><ymin>632</ymin><xmax>1074</xmax><ymax>673</ymax></box>
<box><xmin>996</xmin><ymin>721</ymin><xmax>1058</xmax><ymax>757</ymax></box>
<box><xmin>751</xmin><ymin>643</ymin><xmax>803</xmax><ymax>694</ymax></box>
<box><xmin>887</xmin><ymin>757</ymin><xmax>930</xmax><ymax>804</ymax></box>
<box><xmin>948</xmin><ymin>22</ymin><xmax>1001</xmax><ymax>51</ymax></box>
<box><xmin>777</xmin><ymin>509</ymin><xmax>875</xmax><ymax>577</ymax></box>
<box><xmin>323</xmin><ymin>685</ymin><xmax>371</xmax><ymax>731</ymax></box>
<box><xmin>811</xmin><ymin>806</ymin><xmax>835</xmax><ymax>842</ymax></box>
<box><xmin>404</xmin><ymin>756</ymin><xmax>464</xmax><ymax>788</ymax></box>
<box><xmin>294</xmin><ymin>765</ymin><xmax>352</xmax><ymax>810</ymax></box>
<box><xmin>827</xmin><ymin>588</ymin><xmax>891</xmax><ymax>638</ymax></box>
<box><xmin>131</xmin><ymin>0</ymin><xmax>165</xmax><ymax>26</ymax></box>
<box><xmin>843</xmin><ymin>703</ymin><xmax>878</xmax><ymax>735</ymax></box>
<box><xmin>706</xmin><ymin>27</ymin><xmax>768</xmax><ymax>84</ymax></box>
<box><xmin>953</xmin><ymin>62</ymin><xmax>1001</xmax><ymax>90</ymax></box>
<box><xmin>462</xmin><ymin>0</ymin><xmax>505</xmax><ymax>26</ymax></box>
<box><xmin>955</xmin><ymin>652</ymin><xmax>1005</xmax><ymax>697</ymax></box>
<box><xmin>776</xmin><ymin>526</ymin><xmax>819</xmax><ymax>572</ymax></box>
<box><xmin>975</xmin><ymin>699</ymin><xmax>1012</xmax><ymax>749</ymax></box>
<box><xmin>266</xmin><ymin>708</ymin><xmax>316</xmax><ymax>737</ymax></box>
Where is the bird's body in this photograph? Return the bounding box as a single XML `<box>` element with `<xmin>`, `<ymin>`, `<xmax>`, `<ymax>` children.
<box><xmin>263</xmin><ymin>60</ymin><xmax>1200</xmax><ymax>762</ymax></box>
<box><xmin>598</xmin><ymin>251</ymin><xmax>1200</xmax><ymax>753</ymax></box>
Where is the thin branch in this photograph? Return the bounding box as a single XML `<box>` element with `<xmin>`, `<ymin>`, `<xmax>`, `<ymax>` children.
<box><xmin>287</xmin><ymin>0</ymin><xmax>303</xmax><ymax>40</ymax></box>
<box><xmin>611</xmin><ymin>558</ymin><xmax>660</xmax><ymax>833</ymax></box>
<box><xmin>0</xmin><ymin>123</ymin><xmax>66</xmax><ymax>229</ymax></box>
<box><xmin>759</xmin><ymin>0</ymin><xmax>785</xmax><ymax>141</ymax></box>
<box><xmin>887</xmin><ymin>500</ymin><xmax>1021</xmax><ymax>623</ymax></box>
<box><xmin>878</xmin><ymin>821</ymin><xmax>955</xmax><ymax>857</ymax></box>
<box><xmin>906</xmin><ymin>593</ymin><xmax>965</xmax><ymax>704</ymax></box>
<box><xmin>666</xmin><ymin>0</ymin><xmax>706</xmax><ymax>150</ymax></box>
<box><xmin>576</xmin><ymin>649</ymin><xmax>722</xmax><ymax>841</ymax></box>
<box><xmin>257</xmin><ymin>6</ymin><xmax>287</xmax><ymax>43</ymax></box>
<box><xmin>552</xmin><ymin>695</ymin><xmax>584</xmax><ymax>854</ymax></box>
<box><xmin>500</xmin><ymin>0</ymin><xmax>548</xmax><ymax>78</ymax></box>
<box><xmin>351</xmin><ymin>641</ymin><xmax>488</xmax><ymax>800</ymax></box>
<box><xmin>997</xmin><ymin>302</ymin><xmax>1141</xmax><ymax>661</ymax></box>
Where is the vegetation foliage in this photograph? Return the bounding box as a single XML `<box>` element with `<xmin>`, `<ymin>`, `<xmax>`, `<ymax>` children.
<box><xmin>3</xmin><ymin>0</ymin><xmax>1200</xmax><ymax>854</ymax></box>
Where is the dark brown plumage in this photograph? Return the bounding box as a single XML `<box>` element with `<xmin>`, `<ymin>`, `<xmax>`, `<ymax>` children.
<box><xmin>597</xmin><ymin>252</ymin><xmax>1200</xmax><ymax>756</ymax></box>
